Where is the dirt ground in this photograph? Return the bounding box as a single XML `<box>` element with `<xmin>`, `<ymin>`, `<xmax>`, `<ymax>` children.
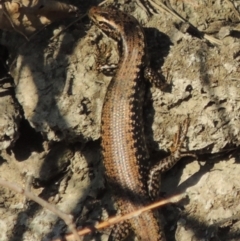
<box><xmin>0</xmin><ymin>0</ymin><xmax>240</xmax><ymax>240</ymax></box>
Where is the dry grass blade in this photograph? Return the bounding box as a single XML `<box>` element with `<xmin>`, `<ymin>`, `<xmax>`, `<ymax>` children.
<box><xmin>149</xmin><ymin>0</ymin><xmax>222</xmax><ymax>45</ymax></box>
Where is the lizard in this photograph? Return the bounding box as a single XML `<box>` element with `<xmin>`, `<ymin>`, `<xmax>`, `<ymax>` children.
<box><xmin>88</xmin><ymin>6</ymin><xmax>194</xmax><ymax>241</ymax></box>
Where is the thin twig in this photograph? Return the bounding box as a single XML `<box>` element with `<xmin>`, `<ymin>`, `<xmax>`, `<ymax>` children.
<box><xmin>50</xmin><ymin>13</ymin><xmax>86</xmax><ymax>41</ymax></box>
<box><xmin>50</xmin><ymin>0</ymin><xmax>109</xmax><ymax>41</ymax></box>
<box><xmin>1</xmin><ymin>1</ymin><xmax>29</xmax><ymax>40</ymax></box>
<box><xmin>52</xmin><ymin>192</ymin><xmax>187</xmax><ymax>241</ymax></box>
<box><xmin>0</xmin><ymin>178</ymin><xmax>81</xmax><ymax>241</ymax></box>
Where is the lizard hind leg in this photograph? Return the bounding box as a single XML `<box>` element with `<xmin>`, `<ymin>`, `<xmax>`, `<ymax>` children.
<box><xmin>148</xmin><ymin>118</ymin><xmax>197</xmax><ymax>200</ymax></box>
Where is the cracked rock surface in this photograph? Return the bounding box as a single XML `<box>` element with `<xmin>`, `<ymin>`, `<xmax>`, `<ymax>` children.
<box><xmin>0</xmin><ymin>0</ymin><xmax>240</xmax><ymax>240</ymax></box>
